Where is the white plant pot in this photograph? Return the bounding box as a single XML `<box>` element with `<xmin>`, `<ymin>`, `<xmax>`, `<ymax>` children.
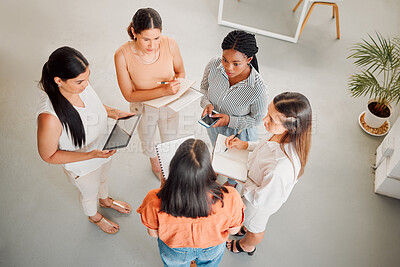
<box><xmin>364</xmin><ymin>99</ymin><xmax>392</xmax><ymax>128</ymax></box>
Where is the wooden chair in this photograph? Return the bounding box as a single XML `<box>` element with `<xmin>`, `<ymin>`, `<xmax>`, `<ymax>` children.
<box><xmin>293</xmin><ymin>0</ymin><xmax>342</xmax><ymax>39</ymax></box>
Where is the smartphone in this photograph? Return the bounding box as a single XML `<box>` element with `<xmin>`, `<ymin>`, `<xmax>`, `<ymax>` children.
<box><xmin>198</xmin><ymin>110</ymin><xmax>220</xmax><ymax>128</ymax></box>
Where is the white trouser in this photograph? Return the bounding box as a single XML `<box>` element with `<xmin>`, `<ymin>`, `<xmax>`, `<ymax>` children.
<box><xmin>133</xmin><ymin>104</ymin><xmax>180</xmax><ymax>158</ymax></box>
<box><xmin>63</xmin><ymin>160</ymin><xmax>111</xmax><ymax>216</ymax></box>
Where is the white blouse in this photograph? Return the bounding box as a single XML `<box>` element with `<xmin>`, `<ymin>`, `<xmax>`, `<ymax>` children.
<box><xmin>243</xmin><ymin>134</ymin><xmax>301</xmax><ymax>213</ymax></box>
<box><xmin>37</xmin><ymin>84</ymin><xmax>110</xmax><ymax>176</ymax></box>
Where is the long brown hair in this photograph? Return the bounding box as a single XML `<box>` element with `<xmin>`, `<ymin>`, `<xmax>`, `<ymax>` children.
<box><xmin>273</xmin><ymin>92</ymin><xmax>312</xmax><ymax>178</ymax></box>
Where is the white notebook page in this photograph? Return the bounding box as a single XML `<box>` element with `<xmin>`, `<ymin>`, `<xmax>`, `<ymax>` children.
<box><xmin>212</xmin><ymin>134</ymin><xmax>249</xmax><ymax>182</ymax></box>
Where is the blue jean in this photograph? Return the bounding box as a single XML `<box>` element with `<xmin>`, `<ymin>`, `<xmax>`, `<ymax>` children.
<box><xmin>207</xmin><ymin>126</ymin><xmax>258</xmax><ymax>185</ymax></box>
<box><xmin>157</xmin><ymin>238</ymin><xmax>225</xmax><ymax>267</ymax></box>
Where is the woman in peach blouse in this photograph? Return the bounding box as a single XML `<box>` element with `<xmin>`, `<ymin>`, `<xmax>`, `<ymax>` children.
<box><xmin>115</xmin><ymin>7</ymin><xmax>185</xmax><ymax>180</ymax></box>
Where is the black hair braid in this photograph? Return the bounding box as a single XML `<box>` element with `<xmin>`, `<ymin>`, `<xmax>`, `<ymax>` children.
<box><xmin>221</xmin><ymin>30</ymin><xmax>260</xmax><ymax>72</ymax></box>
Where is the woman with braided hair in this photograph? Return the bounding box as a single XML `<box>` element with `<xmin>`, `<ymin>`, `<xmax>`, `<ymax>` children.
<box><xmin>200</xmin><ymin>30</ymin><xmax>268</xmax><ymax>187</ymax></box>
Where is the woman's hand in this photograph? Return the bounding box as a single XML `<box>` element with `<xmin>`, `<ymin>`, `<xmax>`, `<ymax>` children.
<box><xmin>165</xmin><ymin>79</ymin><xmax>181</xmax><ymax>95</ymax></box>
<box><xmin>112</xmin><ymin>110</ymin><xmax>135</xmax><ymax>120</ymax></box>
<box><xmin>89</xmin><ymin>149</ymin><xmax>116</xmax><ymax>159</ymax></box>
<box><xmin>225</xmin><ymin>135</ymin><xmax>248</xmax><ymax>150</ymax></box>
<box><xmin>202</xmin><ymin>104</ymin><xmax>214</xmax><ymax>117</ymax></box>
<box><xmin>211</xmin><ymin>113</ymin><xmax>230</xmax><ymax>127</ymax></box>
<box><xmin>113</xmin><ymin>109</ymin><xmax>136</xmax><ymax>120</ymax></box>
<box><xmin>104</xmin><ymin>105</ymin><xmax>135</xmax><ymax>120</ymax></box>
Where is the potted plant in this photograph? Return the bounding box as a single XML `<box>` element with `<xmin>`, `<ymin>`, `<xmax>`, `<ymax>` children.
<box><xmin>348</xmin><ymin>33</ymin><xmax>400</xmax><ymax>135</ymax></box>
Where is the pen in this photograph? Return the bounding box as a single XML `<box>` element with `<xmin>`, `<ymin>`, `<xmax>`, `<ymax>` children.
<box><xmin>157</xmin><ymin>81</ymin><xmax>170</xmax><ymax>85</ymax></box>
<box><xmin>224</xmin><ymin>129</ymin><xmax>242</xmax><ymax>152</ymax></box>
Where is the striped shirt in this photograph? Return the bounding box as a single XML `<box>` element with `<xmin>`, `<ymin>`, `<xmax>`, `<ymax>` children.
<box><xmin>200</xmin><ymin>57</ymin><xmax>268</xmax><ymax>129</ymax></box>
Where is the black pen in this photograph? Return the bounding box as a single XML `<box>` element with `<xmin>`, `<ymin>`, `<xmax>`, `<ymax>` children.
<box><xmin>224</xmin><ymin>129</ymin><xmax>242</xmax><ymax>152</ymax></box>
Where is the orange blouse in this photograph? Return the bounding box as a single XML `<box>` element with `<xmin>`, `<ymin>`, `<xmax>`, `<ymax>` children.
<box><xmin>117</xmin><ymin>35</ymin><xmax>174</xmax><ymax>90</ymax></box>
<box><xmin>137</xmin><ymin>187</ymin><xmax>245</xmax><ymax>248</ymax></box>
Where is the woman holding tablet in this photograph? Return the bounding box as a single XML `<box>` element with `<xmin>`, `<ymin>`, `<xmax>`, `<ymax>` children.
<box><xmin>115</xmin><ymin>7</ymin><xmax>185</xmax><ymax>180</ymax></box>
<box><xmin>225</xmin><ymin>92</ymin><xmax>312</xmax><ymax>255</ymax></box>
<box><xmin>200</xmin><ymin>30</ymin><xmax>268</xmax><ymax>186</ymax></box>
<box><xmin>37</xmin><ymin>47</ymin><xmax>133</xmax><ymax>234</ymax></box>
<box><xmin>137</xmin><ymin>139</ymin><xmax>245</xmax><ymax>266</ymax></box>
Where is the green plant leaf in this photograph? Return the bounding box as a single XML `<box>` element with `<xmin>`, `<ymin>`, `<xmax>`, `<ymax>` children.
<box><xmin>348</xmin><ymin>33</ymin><xmax>400</xmax><ymax>106</ymax></box>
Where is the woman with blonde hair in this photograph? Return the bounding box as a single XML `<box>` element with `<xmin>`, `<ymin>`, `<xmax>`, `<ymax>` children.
<box><xmin>225</xmin><ymin>92</ymin><xmax>312</xmax><ymax>255</ymax></box>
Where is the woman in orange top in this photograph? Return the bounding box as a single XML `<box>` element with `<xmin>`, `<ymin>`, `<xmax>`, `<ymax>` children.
<box><xmin>137</xmin><ymin>139</ymin><xmax>245</xmax><ymax>266</ymax></box>
<box><xmin>115</xmin><ymin>8</ymin><xmax>185</xmax><ymax>180</ymax></box>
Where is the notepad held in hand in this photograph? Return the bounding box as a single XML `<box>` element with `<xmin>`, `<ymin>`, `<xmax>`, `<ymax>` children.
<box><xmin>143</xmin><ymin>78</ymin><xmax>196</xmax><ymax>108</ymax></box>
<box><xmin>212</xmin><ymin>134</ymin><xmax>249</xmax><ymax>182</ymax></box>
<box><xmin>155</xmin><ymin>135</ymin><xmax>195</xmax><ymax>180</ymax></box>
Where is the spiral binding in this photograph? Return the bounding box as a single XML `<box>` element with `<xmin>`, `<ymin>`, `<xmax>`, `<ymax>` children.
<box><xmin>155</xmin><ymin>146</ymin><xmax>166</xmax><ymax>179</ymax></box>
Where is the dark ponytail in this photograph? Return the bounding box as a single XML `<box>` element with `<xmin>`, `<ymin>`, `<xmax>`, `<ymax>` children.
<box><xmin>221</xmin><ymin>30</ymin><xmax>259</xmax><ymax>72</ymax></box>
<box><xmin>39</xmin><ymin>46</ymin><xmax>89</xmax><ymax>148</ymax></box>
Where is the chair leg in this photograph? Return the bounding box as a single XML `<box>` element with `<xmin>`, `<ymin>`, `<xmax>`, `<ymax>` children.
<box><xmin>334</xmin><ymin>4</ymin><xmax>340</xmax><ymax>39</ymax></box>
<box><xmin>332</xmin><ymin>6</ymin><xmax>335</xmax><ymax>18</ymax></box>
<box><xmin>293</xmin><ymin>0</ymin><xmax>304</xmax><ymax>12</ymax></box>
<box><xmin>299</xmin><ymin>2</ymin><xmax>317</xmax><ymax>38</ymax></box>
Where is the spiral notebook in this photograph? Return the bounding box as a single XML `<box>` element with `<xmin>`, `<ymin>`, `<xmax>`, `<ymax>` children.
<box><xmin>211</xmin><ymin>134</ymin><xmax>249</xmax><ymax>182</ymax></box>
<box><xmin>155</xmin><ymin>135</ymin><xmax>195</xmax><ymax>180</ymax></box>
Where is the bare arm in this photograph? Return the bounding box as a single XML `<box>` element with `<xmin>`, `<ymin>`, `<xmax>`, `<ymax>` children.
<box><xmin>114</xmin><ymin>49</ymin><xmax>177</xmax><ymax>102</ymax></box>
<box><xmin>37</xmin><ymin>113</ymin><xmax>115</xmax><ymax>164</ymax></box>
<box><xmin>168</xmin><ymin>37</ymin><xmax>185</xmax><ymax>79</ymax></box>
<box><xmin>228</xmin><ymin>226</ymin><xmax>241</xmax><ymax>235</ymax></box>
<box><xmin>147</xmin><ymin>228</ymin><xmax>159</xmax><ymax>237</ymax></box>
<box><xmin>103</xmin><ymin>105</ymin><xmax>135</xmax><ymax>120</ymax></box>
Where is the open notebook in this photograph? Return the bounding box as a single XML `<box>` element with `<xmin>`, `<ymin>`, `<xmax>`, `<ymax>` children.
<box><xmin>167</xmin><ymin>88</ymin><xmax>202</xmax><ymax>112</ymax></box>
<box><xmin>143</xmin><ymin>78</ymin><xmax>196</xmax><ymax>109</ymax></box>
<box><xmin>212</xmin><ymin>134</ymin><xmax>250</xmax><ymax>182</ymax></box>
<box><xmin>155</xmin><ymin>135</ymin><xmax>195</xmax><ymax>180</ymax></box>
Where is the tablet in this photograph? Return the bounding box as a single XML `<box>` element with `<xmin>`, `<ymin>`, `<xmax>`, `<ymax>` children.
<box><xmin>103</xmin><ymin>114</ymin><xmax>142</xmax><ymax>150</ymax></box>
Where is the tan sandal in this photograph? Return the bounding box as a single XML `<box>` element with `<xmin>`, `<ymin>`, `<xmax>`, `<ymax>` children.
<box><xmin>88</xmin><ymin>215</ymin><xmax>119</xmax><ymax>234</ymax></box>
<box><xmin>99</xmin><ymin>197</ymin><xmax>131</xmax><ymax>214</ymax></box>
